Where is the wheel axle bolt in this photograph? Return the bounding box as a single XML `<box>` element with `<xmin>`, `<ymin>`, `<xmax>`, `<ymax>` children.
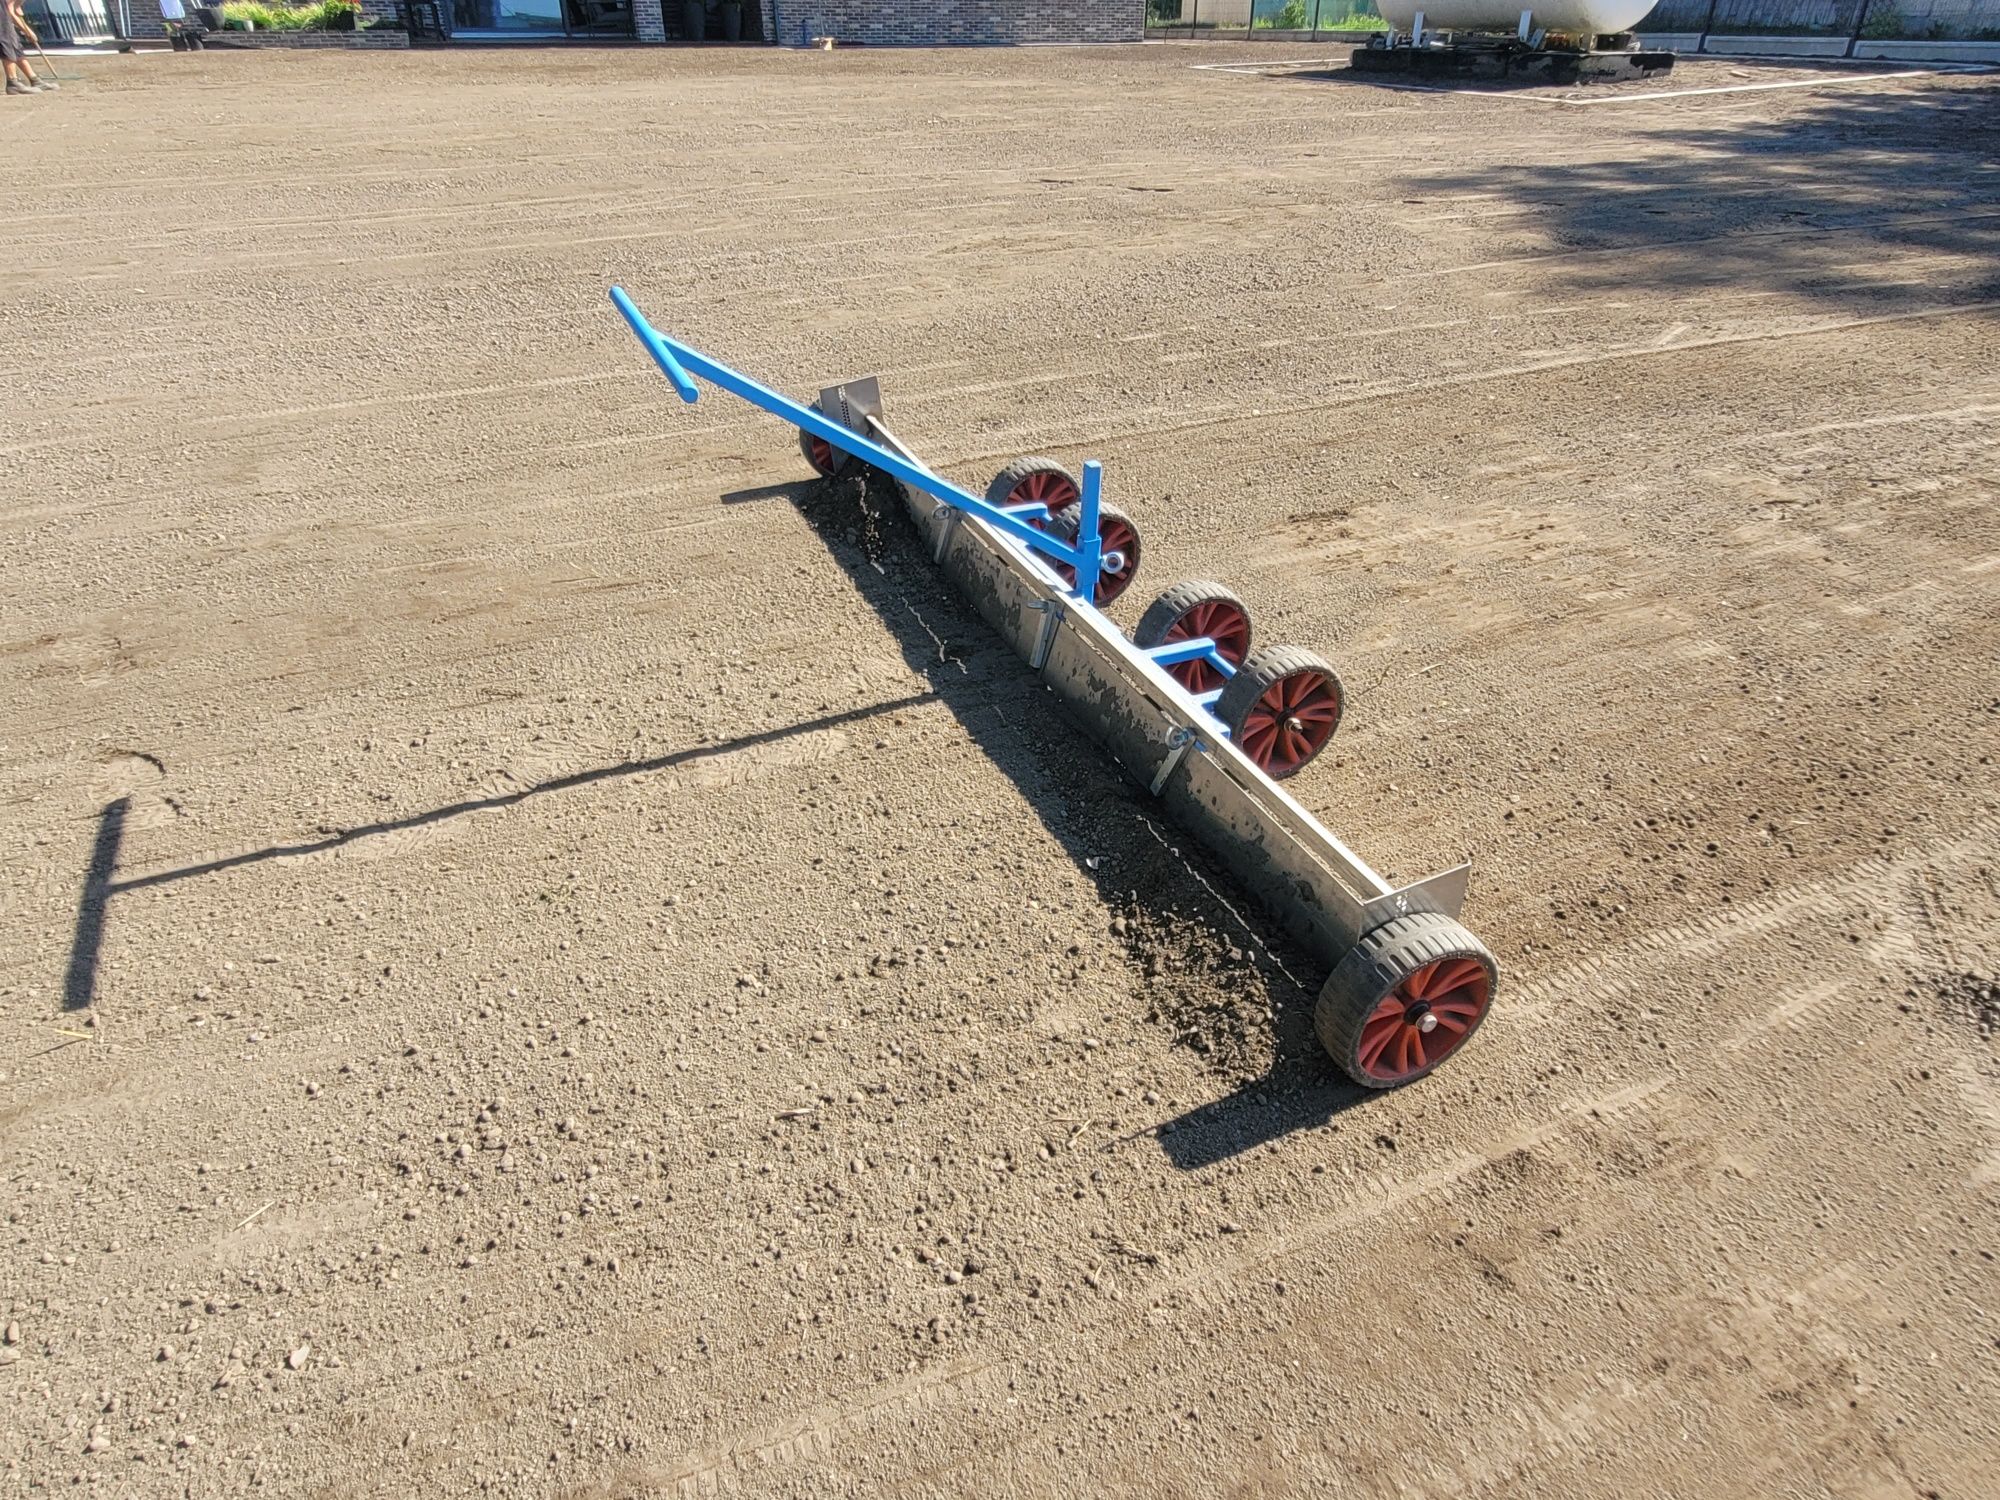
<box><xmin>1284</xmin><ymin>715</ymin><xmax>1305</xmax><ymax>735</ymax></box>
<box><xmin>1416</xmin><ymin>1010</ymin><xmax>1438</xmax><ymax>1034</ymax></box>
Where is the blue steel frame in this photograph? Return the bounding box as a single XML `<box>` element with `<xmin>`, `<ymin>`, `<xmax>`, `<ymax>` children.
<box><xmin>609</xmin><ymin>286</ymin><xmax>1240</xmax><ymax>707</ymax></box>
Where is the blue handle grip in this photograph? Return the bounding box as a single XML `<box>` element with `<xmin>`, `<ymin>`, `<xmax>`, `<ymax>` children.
<box><xmin>609</xmin><ymin>285</ymin><xmax>700</xmax><ymax>405</ymax></box>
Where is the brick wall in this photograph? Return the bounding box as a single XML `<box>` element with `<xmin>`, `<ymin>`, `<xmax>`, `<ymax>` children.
<box><xmin>633</xmin><ymin>0</ymin><xmax>667</xmax><ymax>36</ymax></box>
<box><xmin>770</xmin><ymin>0</ymin><xmax>1142</xmax><ymax>45</ymax></box>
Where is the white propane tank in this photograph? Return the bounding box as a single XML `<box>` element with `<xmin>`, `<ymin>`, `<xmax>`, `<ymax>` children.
<box><xmin>1376</xmin><ymin>0</ymin><xmax>1659</xmax><ymax>33</ymax></box>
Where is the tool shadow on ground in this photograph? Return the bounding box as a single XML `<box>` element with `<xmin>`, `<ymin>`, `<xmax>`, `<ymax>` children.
<box><xmin>1147</xmin><ymin>1057</ymin><xmax>1378</xmax><ymax>1170</ymax></box>
<box><xmin>59</xmin><ymin>693</ymin><xmax>936</xmax><ymax>1013</ymax></box>
<box><xmin>787</xmin><ymin>465</ymin><xmax>1365</xmax><ymax>1168</ymax></box>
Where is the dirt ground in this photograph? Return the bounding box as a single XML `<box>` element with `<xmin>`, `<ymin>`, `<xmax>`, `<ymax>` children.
<box><xmin>2</xmin><ymin>38</ymin><xmax>1997</xmax><ymax>1499</ymax></box>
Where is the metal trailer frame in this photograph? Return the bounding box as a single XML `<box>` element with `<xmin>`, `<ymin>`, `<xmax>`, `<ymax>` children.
<box><xmin>609</xmin><ymin>287</ymin><xmax>1484</xmax><ymax>1052</ymax></box>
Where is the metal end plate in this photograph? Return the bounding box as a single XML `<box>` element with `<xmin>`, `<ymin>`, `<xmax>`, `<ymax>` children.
<box><xmin>817</xmin><ymin>377</ymin><xmax>883</xmax><ymax>436</ymax></box>
<box><xmin>1359</xmin><ymin>863</ymin><xmax>1471</xmax><ymax>926</ymax></box>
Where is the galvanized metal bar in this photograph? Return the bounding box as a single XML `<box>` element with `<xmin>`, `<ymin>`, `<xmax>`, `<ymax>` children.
<box><xmin>885</xmin><ymin>467</ymin><xmax>1404</xmax><ymax>918</ymax></box>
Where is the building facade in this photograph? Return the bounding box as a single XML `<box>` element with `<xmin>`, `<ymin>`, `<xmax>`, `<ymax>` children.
<box><xmin>25</xmin><ymin>0</ymin><xmax>1142</xmax><ymax>43</ymax></box>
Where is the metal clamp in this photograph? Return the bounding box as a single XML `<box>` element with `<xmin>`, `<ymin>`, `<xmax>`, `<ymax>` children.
<box><xmin>932</xmin><ymin>505</ymin><xmax>964</xmax><ymax>564</ymax></box>
<box><xmin>1148</xmin><ymin>723</ymin><xmax>1204</xmax><ymax>796</ymax></box>
<box><xmin>1028</xmin><ymin>599</ymin><xmax>1066</xmax><ymax>671</ymax></box>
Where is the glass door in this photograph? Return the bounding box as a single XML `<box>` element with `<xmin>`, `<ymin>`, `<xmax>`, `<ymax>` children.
<box><xmin>565</xmin><ymin>0</ymin><xmax>636</xmax><ymax>33</ymax></box>
<box><xmin>452</xmin><ymin>0</ymin><xmax>568</xmax><ymax>33</ymax></box>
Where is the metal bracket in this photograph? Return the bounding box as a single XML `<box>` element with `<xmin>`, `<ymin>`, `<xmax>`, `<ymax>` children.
<box><xmin>1028</xmin><ymin>599</ymin><xmax>1066</xmax><ymax>671</ymax></box>
<box><xmin>1358</xmin><ymin>862</ymin><xmax>1472</xmax><ymax>925</ymax></box>
<box><xmin>1149</xmin><ymin>724</ymin><xmax>1202</xmax><ymax>797</ymax></box>
<box><xmin>932</xmin><ymin>505</ymin><xmax>964</xmax><ymax>564</ymax></box>
<box><xmin>817</xmin><ymin>377</ymin><xmax>883</xmax><ymax>437</ymax></box>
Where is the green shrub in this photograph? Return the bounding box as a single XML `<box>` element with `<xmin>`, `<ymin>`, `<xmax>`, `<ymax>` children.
<box><xmin>1318</xmin><ymin>9</ymin><xmax>1389</xmax><ymax>27</ymax></box>
<box><xmin>1858</xmin><ymin>3</ymin><xmax>1903</xmax><ymax>38</ymax></box>
<box><xmin>218</xmin><ymin>0</ymin><xmax>359</xmax><ymax>28</ymax></box>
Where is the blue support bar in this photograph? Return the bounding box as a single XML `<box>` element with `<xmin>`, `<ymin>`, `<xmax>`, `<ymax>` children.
<box><xmin>608</xmin><ymin>287</ymin><xmax>1109</xmax><ymax>599</ymax></box>
<box><xmin>609</xmin><ymin>287</ymin><xmax>699</xmax><ymax>405</ymax></box>
<box><xmin>1144</xmin><ymin>638</ymin><xmax>1220</xmax><ymax>668</ymax></box>
<box><xmin>1076</xmin><ymin>462</ymin><xmax>1104</xmax><ymax>607</ymax></box>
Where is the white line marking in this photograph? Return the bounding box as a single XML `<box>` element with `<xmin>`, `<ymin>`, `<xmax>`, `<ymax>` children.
<box><xmin>1189</xmin><ymin>56</ymin><xmax>1349</xmax><ymax>72</ymax></box>
<box><xmin>1556</xmin><ymin>68</ymin><xmax>1971</xmax><ymax>105</ymax></box>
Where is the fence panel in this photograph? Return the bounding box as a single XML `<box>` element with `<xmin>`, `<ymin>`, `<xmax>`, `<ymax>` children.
<box><xmin>1145</xmin><ymin>0</ymin><xmax>1388</xmax><ymax>36</ymax></box>
<box><xmin>1153</xmin><ymin>0</ymin><xmax>1999</xmax><ymax>37</ymax></box>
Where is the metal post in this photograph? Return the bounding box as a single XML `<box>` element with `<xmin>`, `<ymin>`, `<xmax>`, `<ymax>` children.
<box><xmin>1188</xmin><ymin>0</ymin><xmax>1198</xmax><ymax>39</ymax></box>
<box><xmin>1076</xmin><ymin>461</ymin><xmax>1105</xmax><ymax>607</ymax></box>
<box><xmin>1310</xmin><ymin>0</ymin><xmax>1321</xmax><ymax>36</ymax></box>
<box><xmin>1846</xmin><ymin>0</ymin><xmax>1872</xmax><ymax>56</ymax></box>
<box><xmin>1412</xmin><ymin>7</ymin><xmax>1425</xmax><ymax>44</ymax></box>
<box><xmin>1697</xmin><ymin>0</ymin><xmax>1719</xmax><ymax>52</ymax></box>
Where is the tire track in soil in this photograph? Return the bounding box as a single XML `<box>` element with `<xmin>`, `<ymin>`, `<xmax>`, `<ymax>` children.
<box><xmin>556</xmin><ymin>815</ymin><xmax>1998</xmax><ymax>1497</ymax></box>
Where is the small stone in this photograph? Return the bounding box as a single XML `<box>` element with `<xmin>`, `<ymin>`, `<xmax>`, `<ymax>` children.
<box><xmin>943</xmin><ymin>1269</ymin><xmax>963</xmax><ymax>1285</ymax></box>
<box><xmin>86</xmin><ymin>1431</ymin><xmax>110</xmax><ymax>1455</ymax></box>
<box><xmin>810</xmin><ymin>1030</ymin><xmax>829</xmax><ymax>1044</ymax></box>
<box><xmin>2</xmin><ymin>1321</ymin><xmax>17</xmax><ymax>1346</ymax></box>
<box><xmin>287</xmin><ymin>1342</ymin><xmax>311</xmax><ymax>1371</ymax></box>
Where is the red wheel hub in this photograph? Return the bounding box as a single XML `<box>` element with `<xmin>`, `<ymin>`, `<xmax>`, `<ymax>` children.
<box><xmin>1236</xmin><ymin>669</ymin><xmax>1341</xmax><ymax>776</ymax></box>
<box><xmin>1007</xmin><ymin>469</ymin><xmax>1080</xmax><ymax>519</ymax></box>
<box><xmin>1356</xmin><ymin>958</ymin><xmax>1491</xmax><ymax>1083</ymax></box>
<box><xmin>1056</xmin><ymin>514</ymin><xmax>1141</xmax><ymax>606</ymax></box>
<box><xmin>807</xmin><ymin>434</ymin><xmax>839</xmax><ymax>476</ymax></box>
<box><xmin>1160</xmin><ymin>599</ymin><xmax>1251</xmax><ymax>693</ymax></box>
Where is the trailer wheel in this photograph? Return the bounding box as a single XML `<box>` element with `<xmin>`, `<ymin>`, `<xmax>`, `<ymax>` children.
<box><xmin>799</xmin><ymin>401</ymin><xmax>858</xmax><ymax>479</ymax></box>
<box><xmin>985</xmin><ymin>457</ymin><xmax>1080</xmax><ymax>526</ymax></box>
<box><xmin>1316</xmin><ymin>913</ymin><xmax>1496</xmax><ymax>1089</ymax></box>
<box><xmin>1047</xmin><ymin>502</ymin><xmax>1142</xmax><ymax>607</ymax></box>
<box><xmin>1214</xmin><ymin>644</ymin><xmax>1343</xmax><ymax>779</ymax></box>
<box><xmin>1134</xmin><ymin>580</ymin><xmax>1253</xmax><ymax>693</ymax></box>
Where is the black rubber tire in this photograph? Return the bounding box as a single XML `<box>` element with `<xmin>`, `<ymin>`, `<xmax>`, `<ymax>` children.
<box><xmin>1315</xmin><ymin>913</ymin><xmax>1498</xmax><ymax>1090</ymax></box>
<box><xmin>1213</xmin><ymin>643</ymin><xmax>1344</xmax><ymax>780</ymax></box>
<box><xmin>984</xmin><ymin>456</ymin><xmax>1080</xmax><ymax>519</ymax></box>
<box><xmin>798</xmin><ymin>400</ymin><xmax>858</xmax><ymax>479</ymax></box>
<box><xmin>1045</xmin><ymin>500</ymin><xmax>1142</xmax><ymax>608</ymax></box>
<box><xmin>1134</xmin><ymin>579</ymin><xmax>1254</xmax><ymax>693</ymax></box>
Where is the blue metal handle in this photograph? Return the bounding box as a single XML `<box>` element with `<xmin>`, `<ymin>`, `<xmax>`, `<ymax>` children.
<box><xmin>608</xmin><ymin>287</ymin><xmax>1121</xmax><ymax>596</ymax></box>
<box><xmin>609</xmin><ymin>286</ymin><xmax>700</xmax><ymax>405</ymax></box>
